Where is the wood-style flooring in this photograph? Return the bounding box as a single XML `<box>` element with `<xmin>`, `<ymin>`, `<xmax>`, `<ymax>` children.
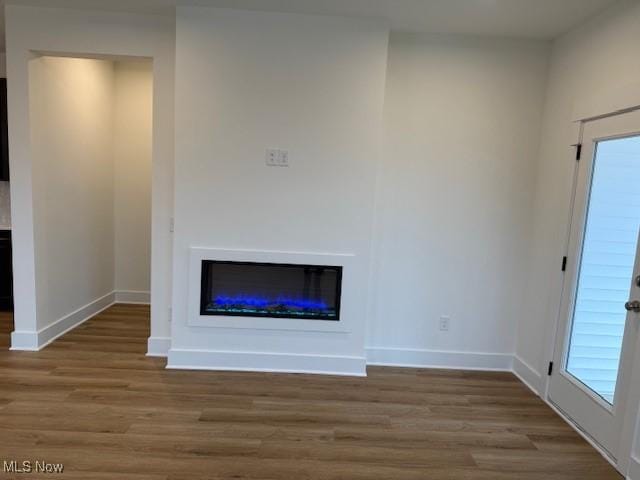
<box><xmin>0</xmin><ymin>304</ymin><xmax>622</xmax><ymax>479</ymax></box>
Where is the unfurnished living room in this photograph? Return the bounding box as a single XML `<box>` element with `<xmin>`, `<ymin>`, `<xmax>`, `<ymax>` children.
<box><xmin>1</xmin><ymin>0</ymin><xmax>640</xmax><ymax>478</ymax></box>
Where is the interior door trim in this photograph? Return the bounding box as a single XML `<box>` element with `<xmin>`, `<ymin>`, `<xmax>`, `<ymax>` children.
<box><xmin>579</xmin><ymin>104</ymin><xmax>640</xmax><ymax>123</ymax></box>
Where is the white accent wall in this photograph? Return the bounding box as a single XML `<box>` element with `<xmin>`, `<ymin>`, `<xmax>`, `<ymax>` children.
<box><xmin>368</xmin><ymin>33</ymin><xmax>549</xmax><ymax>369</ymax></box>
<box><xmin>170</xmin><ymin>7</ymin><xmax>389</xmax><ymax>375</ymax></box>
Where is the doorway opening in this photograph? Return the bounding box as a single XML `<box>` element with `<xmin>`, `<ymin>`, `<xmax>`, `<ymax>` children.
<box><xmin>9</xmin><ymin>54</ymin><xmax>154</xmax><ymax>349</ymax></box>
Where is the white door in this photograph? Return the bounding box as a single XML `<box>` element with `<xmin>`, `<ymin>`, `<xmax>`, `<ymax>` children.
<box><xmin>549</xmin><ymin>109</ymin><xmax>640</xmax><ymax>465</ymax></box>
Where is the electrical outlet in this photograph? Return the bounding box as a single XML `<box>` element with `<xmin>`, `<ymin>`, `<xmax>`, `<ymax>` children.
<box><xmin>439</xmin><ymin>316</ymin><xmax>450</xmax><ymax>332</ymax></box>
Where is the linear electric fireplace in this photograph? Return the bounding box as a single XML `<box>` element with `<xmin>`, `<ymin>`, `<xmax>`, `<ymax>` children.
<box><xmin>200</xmin><ymin>260</ymin><xmax>342</xmax><ymax>320</ymax></box>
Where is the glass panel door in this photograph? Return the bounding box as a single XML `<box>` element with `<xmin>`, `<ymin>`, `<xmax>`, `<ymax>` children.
<box><xmin>549</xmin><ymin>109</ymin><xmax>640</xmax><ymax>464</ymax></box>
<box><xmin>566</xmin><ymin>136</ymin><xmax>640</xmax><ymax>404</ymax></box>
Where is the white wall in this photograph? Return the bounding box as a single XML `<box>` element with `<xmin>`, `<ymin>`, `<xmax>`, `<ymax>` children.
<box><xmin>367</xmin><ymin>33</ymin><xmax>549</xmax><ymax>368</ymax></box>
<box><xmin>6</xmin><ymin>5</ymin><xmax>174</xmax><ymax>350</ymax></box>
<box><xmin>113</xmin><ymin>60</ymin><xmax>153</xmax><ymax>297</ymax></box>
<box><xmin>170</xmin><ymin>7</ymin><xmax>389</xmax><ymax>374</ymax></box>
<box><xmin>29</xmin><ymin>56</ymin><xmax>116</xmax><ymax>330</ymax></box>
<box><xmin>8</xmin><ymin>5</ymin><xmax>552</xmax><ymax>369</ymax></box>
<box><xmin>512</xmin><ymin>0</ymin><xmax>640</xmax><ymax>475</ymax></box>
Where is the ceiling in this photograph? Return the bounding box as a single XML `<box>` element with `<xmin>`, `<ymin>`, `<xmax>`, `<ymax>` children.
<box><xmin>0</xmin><ymin>0</ymin><xmax>619</xmax><ymax>50</ymax></box>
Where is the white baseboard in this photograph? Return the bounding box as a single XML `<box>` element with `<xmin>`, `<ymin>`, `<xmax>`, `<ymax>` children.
<box><xmin>115</xmin><ymin>290</ymin><xmax>150</xmax><ymax>304</ymax></box>
<box><xmin>365</xmin><ymin>346</ymin><xmax>513</xmax><ymax>371</ymax></box>
<box><xmin>11</xmin><ymin>292</ymin><xmax>116</xmax><ymax>351</ymax></box>
<box><xmin>512</xmin><ymin>355</ymin><xmax>544</xmax><ymax>396</ymax></box>
<box><xmin>628</xmin><ymin>455</ymin><xmax>640</xmax><ymax>480</ymax></box>
<box><xmin>9</xmin><ymin>331</ymin><xmax>41</xmax><ymax>351</ymax></box>
<box><xmin>147</xmin><ymin>336</ymin><xmax>171</xmax><ymax>357</ymax></box>
<box><xmin>167</xmin><ymin>348</ymin><xmax>367</xmax><ymax>376</ymax></box>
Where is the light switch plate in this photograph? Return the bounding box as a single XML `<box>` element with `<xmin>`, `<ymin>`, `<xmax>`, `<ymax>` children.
<box><xmin>265</xmin><ymin>149</ymin><xmax>278</xmax><ymax>166</ymax></box>
<box><xmin>439</xmin><ymin>316</ymin><xmax>450</xmax><ymax>332</ymax></box>
<box><xmin>279</xmin><ymin>150</ymin><xmax>289</xmax><ymax>167</ymax></box>
<box><xmin>266</xmin><ymin>149</ymin><xmax>289</xmax><ymax>167</ymax></box>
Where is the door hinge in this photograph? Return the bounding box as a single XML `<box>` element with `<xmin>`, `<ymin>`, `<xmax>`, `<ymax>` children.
<box><xmin>561</xmin><ymin>256</ymin><xmax>567</xmax><ymax>272</ymax></box>
<box><xmin>575</xmin><ymin>143</ymin><xmax>582</xmax><ymax>161</ymax></box>
<box><xmin>548</xmin><ymin>361</ymin><xmax>554</xmax><ymax>376</ymax></box>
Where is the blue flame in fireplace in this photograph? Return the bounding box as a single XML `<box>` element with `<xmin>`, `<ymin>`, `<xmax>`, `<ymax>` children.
<box><xmin>213</xmin><ymin>294</ymin><xmax>328</xmax><ymax>311</ymax></box>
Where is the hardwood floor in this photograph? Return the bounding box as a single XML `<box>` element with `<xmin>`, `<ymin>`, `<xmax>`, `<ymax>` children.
<box><xmin>0</xmin><ymin>304</ymin><xmax>622</xmax><ymax>479</ymax></box>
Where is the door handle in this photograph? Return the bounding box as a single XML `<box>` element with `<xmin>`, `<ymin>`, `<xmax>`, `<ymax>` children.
<box><xmin>625</xmin><ymin>300</ymin><xmax>640</xmax><ymax>313</ymax></box>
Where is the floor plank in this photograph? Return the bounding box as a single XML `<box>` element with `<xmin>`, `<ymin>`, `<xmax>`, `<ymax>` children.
<box><xmin>0</xmin><ymin>305</ymin><xmax>622</xmax><ymax>479</ymax></box>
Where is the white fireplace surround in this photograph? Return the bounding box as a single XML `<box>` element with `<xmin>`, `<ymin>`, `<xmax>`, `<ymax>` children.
<box><xmin>169</xmin><ymin>247</ymin><xmax>366</xmax><ymax>376</ymax></box>
<box><xmin>187</xmin><ymin>247</ymin><xmax>356</xmax><ymax>333</ymax></box>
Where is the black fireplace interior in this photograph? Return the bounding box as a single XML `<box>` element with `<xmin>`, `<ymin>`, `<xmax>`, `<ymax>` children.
<box><xmin>200</xmin><ymin>260</ymin><xmax>342</xmax><ymax>320</ymax></box>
